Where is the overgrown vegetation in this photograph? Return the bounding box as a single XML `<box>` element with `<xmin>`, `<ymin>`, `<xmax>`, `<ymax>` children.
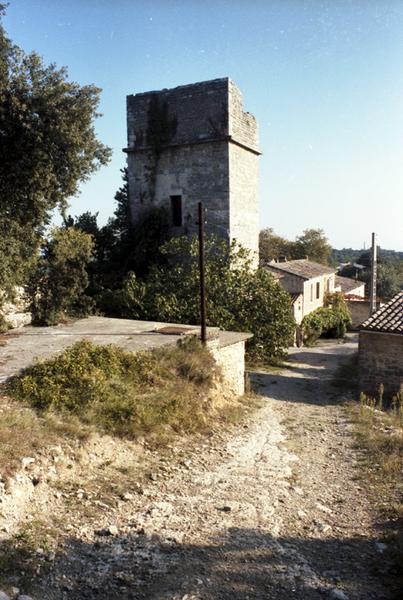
<box><xmin>99</xmin><ymin>236</ymin><xmax>296</xmax><ymax>361</ymax></box>
<box><xmin>0</xmin><ymin>395</ymin><xmax>89</xmax><ymax>480</ymax></box>
<box><xmin>350</xmin><ymin>387</ymin><xmax>403</xmax><ymax>572</ymax></box>
<box><xmin>28</xmin><ymin>227</ymin><xmax>95</xmax><ymax>325</ymax></box>
<box><xmin>333</xmin><ymin>354</ymin><xmax>403</xmax><ymax>574</ymax></box>
<box><xmin>302</xmin><ymin>292</ymin><xmax>352</xmax><ymax>344</ymax></box>
<box><xmin>61</xmin><ymin>172</ymin><xmax>295</xmax><ymax>362</ymax></box>
<box><xmin>4</xmin><ymin>337</ymin><xmax>221</xmax><ymax>442</ymax></box>
<box><xmin>0</xmin><ymin>4</ymin><xmax>110</xmax><ymax>303</ymax></box>
<box><xmin>64</xmin><ymin>169</ymin><xmax>170</xmax><ymax>294</ymax></box>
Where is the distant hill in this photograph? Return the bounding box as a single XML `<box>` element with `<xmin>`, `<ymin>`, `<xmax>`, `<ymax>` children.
<box><xmin>332</xmin><ymin>248</ymin><xmax>403</xmax><ymax>264</ymax></box>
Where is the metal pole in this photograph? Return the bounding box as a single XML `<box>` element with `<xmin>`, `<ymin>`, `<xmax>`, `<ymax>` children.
<box><xmin>369</xmin><ymin>232</ymin><xmax>377</xmax><ymax>315</ymax></box>
<box><xmin>198</xmin><ymin>202</ymin><xmax>207</xmax><ymax>344</ymax></box>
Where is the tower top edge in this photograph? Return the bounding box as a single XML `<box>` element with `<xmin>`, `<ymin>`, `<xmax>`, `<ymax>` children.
<box><xmin>127</xmin><ymin>77</ymin><xmax>237</xmax><ymax>99</ymax></box>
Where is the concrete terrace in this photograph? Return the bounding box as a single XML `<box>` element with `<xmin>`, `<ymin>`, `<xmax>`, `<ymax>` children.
<box><xmin>0</xmin><ymin>317</ymin><xmax>251</xmax><ymax>382</ymax></box>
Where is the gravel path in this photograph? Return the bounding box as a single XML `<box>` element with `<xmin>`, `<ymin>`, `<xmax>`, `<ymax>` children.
<box><xmin>2</xmin><ymin>336</ymin><xmax>401</xmax><ymax>599</ymax></box>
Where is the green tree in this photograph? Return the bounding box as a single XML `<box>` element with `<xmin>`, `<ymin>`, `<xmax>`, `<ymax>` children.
<box><xmin>259</xmin><ymin>227</ymin><xmax>332</xmax><ymax>266</ymax></box>
<box><xmin>108</xmin><ymin>168</ymin><xmax>170</xmax><ymax>277</ymax></box>
<box><xmin>29</xmin><ymin>227</ymin><xmax>95</xmax><ymax>325</ymax></box>
<box><xmin>359</xmin><ymin>262</ymin><xmax>401</xmax><ymax>300</ymax></box>
<box><xmin>0</xmin><ymin>5</ymin><xmax>111</xmax><ymax>297</ymax></box>
<box><xmin>68</xmin><ymin>167</ymin><xmax>170</xmax><ymax>297</ymax></box>
<box><xmin>105</xmin><ymin>236</ymin><xmax>295</xmax><ymax>361</ymax></box>
<box><xmin>259</xmin><ymin>228</ymin><xmax>297</xmax><ymax>265</ymax></box>
<box><xmin>294</xmin><ymin>228</ymin><xmax>332</xmax><ymax>264</ymax></box>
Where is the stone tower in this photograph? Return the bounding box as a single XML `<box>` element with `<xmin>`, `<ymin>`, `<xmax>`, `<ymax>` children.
<box><xmin>124</xmin><ymin>77</ymin><xmax>260</xmax><ymax>262</ymax></box>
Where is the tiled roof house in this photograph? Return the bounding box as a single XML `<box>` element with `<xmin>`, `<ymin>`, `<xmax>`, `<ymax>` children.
<box><xmin>266</xmin><ymin>259</ymin><xmax>336</xmax><ymax>325</ymax></box>
<box><xmin>335</xmin><ymin>275</ymin><xmax>365</xmax><ymax>298</ymax></box>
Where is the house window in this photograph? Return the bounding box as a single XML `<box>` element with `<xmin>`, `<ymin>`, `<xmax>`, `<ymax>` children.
<box><xmin>327</xmin><ymin>278</ymin><xmax>331</xmax><ymax>292</ymax></box>
<box><xmin>310</xmin><ymin>284</ymin><xmax>313</xmax><ymax>302</ymax></box>
<box><xmin>170</xmin><ymin>195</ymin><xmax>182</xmax><ymax>226</ymax></box>
<box><xmin>316</xmin><ymin>281</ymin><xmax>320</xmax><ymax>299</ymax></box>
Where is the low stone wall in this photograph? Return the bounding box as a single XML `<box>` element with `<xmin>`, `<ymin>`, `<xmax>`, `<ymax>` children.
<box><xmin>0</xmin><ymin>287</ymin><xmax>31</xmax><ymax>329</ymax></box>
<box><xmin>347</xmin><ymin>301</ymin><xmax>371</xmax><ymax>329</ymax></box>
<box><xmin>212</xmin><ymin>340</ymin><xmax>247</xmax><ymax>397</ymax></box>
<box><xmin>359</xmin><ymin>330</ymin><xmax>403</xmax><ymax>398</ymax></box>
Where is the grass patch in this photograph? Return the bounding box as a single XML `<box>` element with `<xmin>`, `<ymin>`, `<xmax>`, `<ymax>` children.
<box><xmin>336</xmin><ymin>352</ymin><xmax>403</xmax><ymax>573</ymax></box>
<box><xmin>0</xmin><ymin>396</ymin><xmax>90</xmax><ymax>481</ymax></box>
<box><xmin>3</xmin><ymin>336</ymin><xmax>221</xmax><ymax>444</ymax></box>
<box><xmin>348</xmin><ymin>388</ymin><xmax>403</xmax><ymax>574</ymax></box>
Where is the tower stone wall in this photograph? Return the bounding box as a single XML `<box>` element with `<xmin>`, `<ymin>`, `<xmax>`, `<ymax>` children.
<box><xmin>125</xmin><ymin>77</ymin><xmax>260</xmax><ymax>263</ymax></box>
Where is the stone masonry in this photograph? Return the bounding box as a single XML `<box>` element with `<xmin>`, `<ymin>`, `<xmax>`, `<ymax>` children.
<box><xmin>359</xmin><ymin>331</ymin><xmax>403</xmax><ymax>398</ymax></box>
<box><xmin>358</xmin><ymin>291</ymin><xmax>403</xmax><ymax>398</ymax></box>
<box><xmin>125</xmin><ymin>78</ymin><xmax>260</xmax><ymax>264</ymax></box>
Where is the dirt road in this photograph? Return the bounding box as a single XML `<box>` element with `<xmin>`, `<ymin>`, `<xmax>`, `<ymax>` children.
<box><xmin>2</xmin><ymin>336</ymin><xmax>401</xmax><ymax>599</ymax></box>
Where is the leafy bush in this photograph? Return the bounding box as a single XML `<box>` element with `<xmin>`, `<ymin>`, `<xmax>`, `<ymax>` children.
<box><xmin>302</xmin><ymin>292</ymin><xmax>352</xmax><ymax>344</ymax></box>
<box><xmin>100</xmin><ymin>236</ymin><xmax>295</xmax><ymax>361</ymax></box>
<box><xmin>4</xmin><ymin>337</ymin><xmax>219</xmax><ymax>440</ymax></box>
<box><xmin>28</xmin><ymin>227</ymin><xmax>95</xmax><ymax>325</ymax></box>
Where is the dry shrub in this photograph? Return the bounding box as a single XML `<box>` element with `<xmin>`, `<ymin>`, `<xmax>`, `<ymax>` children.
<box><xmin>3</xmin><ymin>336</ymin><xmax>220</xmax><ymax>443</ymax></box>
<box><xmin>351</xmin><ymin>387</ymin><xmax>403</xmax><ymax>573</ymax></box>
<box><xmin>0</xmin><ymin>396</ymin><xmax>89</xmax><ymax>480</ymax></box>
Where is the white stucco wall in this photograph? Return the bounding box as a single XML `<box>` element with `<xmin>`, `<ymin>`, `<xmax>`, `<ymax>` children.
<box><xmin>302</xmin><ymin>274</ymin><xmax>335</xmax><ymax>317</ymax></box>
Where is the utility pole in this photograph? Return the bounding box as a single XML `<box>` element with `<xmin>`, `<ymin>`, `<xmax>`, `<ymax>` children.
<box><xmin>198</xmin><ymin>202</ymin><xmax>207</xmax><ymax>344</ymax></box>
<box><xmin>369</xmin><ymin>232</ymin><xmax>377</xmax><ymax>315</ymax></box>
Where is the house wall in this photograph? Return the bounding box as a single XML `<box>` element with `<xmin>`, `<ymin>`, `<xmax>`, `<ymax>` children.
<box><xmin>292</xmin><ymin>295</ymin><xmax>304</xmax><ymax>325</ymax></box>
<box><xmin>302</xmin><ymin>274</ymin><xmax>335</xmax><ymax>317</ymax></box>
<box><xmin>348</xmin><ymin>284</ymin><xmax>365</xmax><ymax>298</ymax></box>
<box><xmin>347</xmin><ymin>301</ymin><xmax>371</xmax><ymax>329</ymax></box>
<box><xmin>266</xmin><ymin>270</ymin><xmax>336</xmax><ymax>319</ymax></box>
<box><xmin>359</xmin><ymin>331</ymin><xmax>403</xmax><ymax>398</ymax></box>
<box><xmin>265</xmin><ymin>270</ymin><xmax>303</xmax><ymax>294</ymax></box>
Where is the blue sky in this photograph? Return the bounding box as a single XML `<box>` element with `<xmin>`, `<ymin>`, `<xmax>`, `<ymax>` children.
<box><xmin>4</xmin><ymin>0</ymin><xmax>403</xmax><ymax>250</ymax></box>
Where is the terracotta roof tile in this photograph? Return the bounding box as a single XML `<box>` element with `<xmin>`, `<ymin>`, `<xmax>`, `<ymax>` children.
<box><xmin>361</xmin><ymin>291</ymin><xmax>403</xmax><ymax>334</ymax></box>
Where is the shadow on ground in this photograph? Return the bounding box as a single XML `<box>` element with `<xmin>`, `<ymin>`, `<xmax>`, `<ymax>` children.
<box><xmin>2</xmin><ymin>526</ymin><xmax>400</xmax><ymax>600</ymax></box>
<box><xmin>250</xmin><ymin>342</ymin><xmax>358</xmax><ymax>407</ymax></box>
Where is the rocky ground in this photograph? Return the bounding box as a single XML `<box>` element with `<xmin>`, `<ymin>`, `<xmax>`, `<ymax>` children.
<box><xmin>0</xmin><ymin>335</ymin><xmax>401</xmax><ymax>599</ymax></box>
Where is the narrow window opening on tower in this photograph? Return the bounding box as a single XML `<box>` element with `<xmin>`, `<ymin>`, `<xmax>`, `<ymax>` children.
<box><xmin>170</xmin><ymin>195</ymin><xmax>182</xmax><ymax>226</ymax></box>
